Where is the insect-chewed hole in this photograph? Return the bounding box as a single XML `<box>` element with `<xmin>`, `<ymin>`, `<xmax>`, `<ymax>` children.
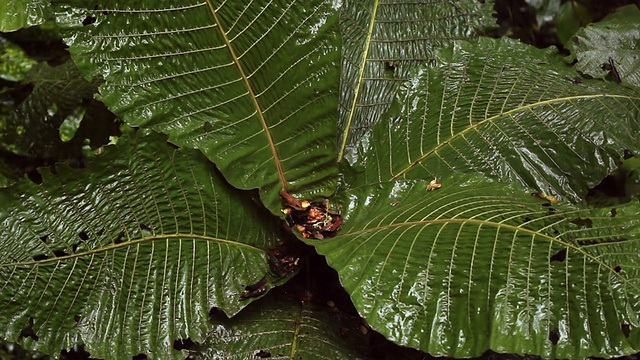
<box><xmin>114</xmin><ymin>231</ymin><xmax>125</xmax><ymax>244</ymax></box>
<box><xmin>82</xmin><ymin>16</ymin><xmax>96</xmax><ymax>26</ymax></box>
<box><xmin>570</xmin><ymin>217</ymin><xmax>593</xmax><ymax>228</ymax></box>
<box><xmin>78</xmin><ymin>231</ymin><xmax>89</xmax><ymax>241</ymax></box>
<box><xmin>611</xmin><ymin>208</ymin><xmax>617</xmax><ymax>217</ymax></box>
<box><xmin>140</xmin><ymin>224</ymin><xmax>152</xmax><ymax>236</ymax></box>
<box><xmin>255</xmin><ymin>350</ymin><xmax>272</xmax><ymax>358</ymax></box>
<box><xmin>548</xmin><ymin>327</ymin><xmax>560</xmax><ymax>345</ymax></box>
<box><xmin>614</xmin><ymin>265</ymin><xmax>622</xmax><ymax>273</ymax></box>
<box><xmin>622</xmin><ymin>323</ymin><xmax>631</xmax><ymax>338</ymax></box>
<box><xmin>32</xmin><ymin>254</ymin><xmax>48</xmax><ymax>261</ymax></box>
<box><xmin>19</xmin><ymin>317</ymin><xmax>38</xmax><ymax>341</ymax></box>
<box><xmin>173</xmin><ymin>338</ymin><xmax>197</xmax><ymax>351</ymax></box>
<box><xmin>39</xmin><ymin>234</ymin><xmax>49</xmax><ymax>243</ymax></box>
<box><xmin>550</xmin><ymin>248</ymin><xmax>567</xmax><ymax>263</ymax></box>
<box><xmin>53</xmin><ymin>249</ymin><xmax>69</xmax><ymax>257</ymax></box>
<box><xmin>132</xmin><ymin>354</ymin><xmax>148</xmax><ymax>360</ymax></box>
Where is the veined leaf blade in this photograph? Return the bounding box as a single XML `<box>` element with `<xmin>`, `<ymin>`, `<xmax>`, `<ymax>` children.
<box><xmin>0</xmin><ymin>132</ymin><xmax>281</xmax><ymax>359</ymax></box>
<box><xmin>338</xmin><ymin>0</ymin><xmax>495</xmax><ymax>160</ymax></box>
<box><xmin>353</xmin><ymin>37</ymin><xmax>640</xmax><ymax>201</ymax></box>
<box><xmin>311</xmin><ymin>176</ymin><xmax>640</xmax><ymax>358</ymax></box>
<box><xmin>53</xmin><ymin>0</ymin><xmax>341</xmax><ymax>213</ymax></box>
<box><xmin>193</xmin><ymin>290</ymin><xmax>370</xmax><ymax>359</ymax></box>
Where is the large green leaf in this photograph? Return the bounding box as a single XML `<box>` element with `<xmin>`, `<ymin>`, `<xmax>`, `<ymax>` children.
<box><xmin>337</xmin><ymin>0</ymin><xmax>495</xmax><ymax>160</ymax></box>
<box><xmin>0</xmin><ymin>0</ymin><xmax>49</xmax><ymax>32</ymax></box>
<box><xmin>566</xmin><ymin>4</ymin><xmax>640</xmax><ymax>88</ymax></box>
<box><xmin>52</xmin><ymin>0</ymin><xmax>341</xmax><ymax>214</ymax></box>
<box><xmin>0</xmin><ymin>132</ymin><xmax>281</xmax><ymax>359</ymax></box>
<box><xmin>192</xmin><ymin>289</ymin><xmax>370</xmax><ymax>359</ymax></box>
<box><xmin>351</xmin><ymin>37</ymin><xmax>640</xmax><ymax>202</ymax></box>
<box><xmin>311</xmin><ymin>175</ymin><xmax>640</xmax><ymax>358</ymax></box>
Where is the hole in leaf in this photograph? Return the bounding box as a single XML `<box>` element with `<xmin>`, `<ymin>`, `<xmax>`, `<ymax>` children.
<box><xmin>32</xmin><ymin>254</ymin><xmax>48</xmax><ymax>261</ymax></box>
<box><xmin>132</xmin><ymin>354</ymin><xmax>148</xmax><ymax>360</ymax></box>
<box><xmin>622</xmin><ymin>323</ymin><xmax>631</xmax><ymax>338</ymax></box>
<box><xmin>114</xmin><ymin>231</ymin><xmax>125</xmax><ymax>244</ymax></box>
<box><xmin>384</xmin><ymin>61</ymin><xmax>396</xmax><ymax>79</ymax></box>
<box><xmin>82</xmin><ymin>16</ymin><xmax>96</xmax><ymax>26</ymax></box>
<box><xmin>611</xmin><ymin>208</ymin><xmax>617</xmax><ymax>217</ymax></box>
<box><xmin>548</xmin><ymin>328</ymin><xmax>560</xmax><ymax>345</ymax></box>
<box><xmin>523</xmin><ymin>217</ymin><xmax>532</xmax><ymax>223</ymax></box>
<box><xmin>564</xmin><ymin>76</ymin><xmax>582</xmax><ymax>84</ymax></box>
<box><xmin>53</xmin><ymin>249</ymin><xmax>69</xmax><ymax>257</ymax></box>
<box><xmin>140</xmin><ymin>224</ymin><xmax>152</xmax><ymax>236</ymax></box>
<box><xmin>78</xmin><ymin>231</ymin><xmax>89</xmax><ymax>241</ymax></box>
<box><xmin>255</xmin><ymin>350</ymin><xmax>271</xmax><ymax>358</ymax></box>
<box><xmin>74</xmin><ymin>315</ymin><xmax>81</xmax><ymax>323</ymax></box>
<box><xmin>570</xmin><ymin>217</ymin><xmax>592</xmax><ymax>228</ymax></box>
<box><xmin>550</xmin><ymin>249</ymin><xmax>567</xmax><ymax>262</ymax></box>
<box><xmin>39</xmin><ymin>234</ymin><xmax>49</xmax><ymax>243</ymax></box>
<box><xmin>72</xmin><ymin>242</ymin><xmax>81</xmax><ymax>253</ymax></box>
<box><xmin>19</xmin><ymin>317</ymin><xmax>38</xmax><ymax>341</ymax></box>
<box><xmin>173</xmin><ymin>338</ymin><xmax>196</xmax><ymax>351</ymax></box>
<box><xmin>614</xmin><ymin>265</ymin><xmax>622</xmax><ymax>273</ymax></box>
<box><xmin>624</xmin><ymin>150</ymin><xmax>635</xmax><ymax>160</ymax></box>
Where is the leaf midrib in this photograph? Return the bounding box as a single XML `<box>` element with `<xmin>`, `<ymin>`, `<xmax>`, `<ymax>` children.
<box><xmin>389</xmin><ymin>93</ymin><xmax>639</xmax><ymax>180</ymax></box>
<box><xmin>204</xmin><ymin>0</ymin><xmax>288</xmax><ymax>190</ymax></box>
<box><xmin>0</xmin><ymin>233</ymin><xmax>265</xmax><ymax>268</ymax></box>
<box><xmin>336</xmin><ymin>217</ymin><xmax>636</xmax><ymax>289</ymax></box>
<box><xmin>337</xmin><ymin>0</ymin><xmax>380</xmax><ymax>162</ymax></box>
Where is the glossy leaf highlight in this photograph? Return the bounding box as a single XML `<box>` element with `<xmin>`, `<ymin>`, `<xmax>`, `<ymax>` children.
<box><xmin>193</xmin><ymin>290</ymin><xmax>369</xmax><ymax>359</ymax></box>
<box><xmin>338</xmin><ymin>0</ymin><xmax>495</xmax><ymax>160</ymax></box>
<box><xmin>352</xmin><ymin>37</ymin><xmax>640</xmax><ymax>202</ymax></box>
<box><xmin>567</xmin><ymin>4</ymin><xmax>640</xmax><ymax>88</ymax></box>
<box><xmin>0</xmin><ymin>133</ymin><xmax>280</xmax><ymax>359</ymax></box>
<box><xmin>53</xmin><ymin>0</ymin><xmax>341</xmax><ymax>213</ymax></box>
<box><xmin>0</xmin><ymin>0</ymin><xmax>49</xmax><ymax>32</ymax></box>
<box><xmin>312</xmin><ymin>176</ymin><xmax>640</xmax><ymax>358</ymax></box>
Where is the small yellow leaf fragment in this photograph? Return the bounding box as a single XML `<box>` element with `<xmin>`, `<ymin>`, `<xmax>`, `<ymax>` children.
<box><xmin>532</xmin><ymin>191</ymin><xmax>558</xmax><ymax>203</ymax></box>
<box><xmin>426</xmin><ymin>178</ymin><xmax>442</xmax><ymax>191</ymax></box>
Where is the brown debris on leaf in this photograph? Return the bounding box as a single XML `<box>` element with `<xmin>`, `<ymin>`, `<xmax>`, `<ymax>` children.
<box><xmin>240</xmin><ymin>275</ymin><xmax>268</xmax><ymax>300</ymax></box>
<box><xmin>267</xmin><ymin>242</ymin><xmax>301</xmax><ymax>279</ymax></box>
<box><xmin>279</xmin><ymin>190</ymin><xmax>343</xmax><ymax>239</ymax></box>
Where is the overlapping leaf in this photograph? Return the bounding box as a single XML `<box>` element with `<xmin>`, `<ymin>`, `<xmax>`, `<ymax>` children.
<box><xmin>0</xmin><ymin>0</ymin><xmax>49</xmax><ymax>32</ymax></box>
<box><xmin>2</xmin><ymin>61</ymin><xmax>102</xmax><ymax>158</ymax></box>
<box><xmin>192</xmin><ymin>290</ymin><xmax>369</xmax><ymax>359</ymax></box>
<box><xmin>52</xmin><ymin>0</ymin><xmax>341</xmax><ymax>213</ymax></box>
<box><xmin>566</xmin><ymin>4</ymin><xmax>640</xmax><ymax>88</ymax></box>
<box><xmin>337</xmin><ymin>0</ymin><xmax>495</xmax><ymax>160</ymax></box>
<box><xmin>0</xmin><ymin>132</ymin><xmax>281</xmax><ymax>359</ymax></box>
<box><xmin>311</xmin><ymin>175</ymin><xmax>640</xmax><ymax>358</ymax></box>
<box><xmin>0</xmin><ymin>38</ymin><xmax>36</xmax><ymax>82</ymax></box>
<box><xmin>351</xmin><ymin>37</ymin><xmax>640</xmax><ymax>202</ymax></box>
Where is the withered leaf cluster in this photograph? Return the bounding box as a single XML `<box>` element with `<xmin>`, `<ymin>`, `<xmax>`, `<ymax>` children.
<box><xmin>279</xmin><ymin>190</ymin><xmax>343</xmax><ymax>239</ymax></box>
